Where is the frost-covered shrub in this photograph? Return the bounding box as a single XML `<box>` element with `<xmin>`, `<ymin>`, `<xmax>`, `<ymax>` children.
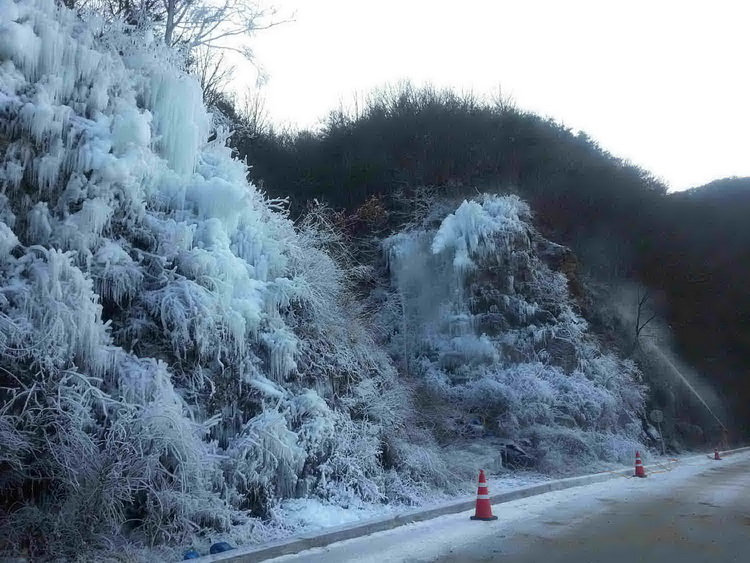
<box><xmin>531</xmin><ymin>426</ymin><xmax>646</xmax><ymax>475</ymax></box>
<box><xmin>0</xmin><ymin>241</ymin><xmax>226</xmax><ymax>556</ymax></box>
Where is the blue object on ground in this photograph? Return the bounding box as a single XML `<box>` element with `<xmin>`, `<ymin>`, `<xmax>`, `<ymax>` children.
<box><xmin>210</xmin><ymin>541</ymin><xmax>235</xmax><ymax>554</ymax></box>
<box><xmin>183</xmin><ymin>548</ymin><xmax>201</xmax><ymax>559</ymax></box>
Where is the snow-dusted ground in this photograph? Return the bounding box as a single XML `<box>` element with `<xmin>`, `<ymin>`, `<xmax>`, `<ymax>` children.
<box><xmin>265</xmin><ymin>451</ymin><xmax>750</xmax><ymax>562</ymax></box>
<box><xmin>274</xmin><ymin>470</ymin><xmax>549</xmax><ymax>534</ymax></box>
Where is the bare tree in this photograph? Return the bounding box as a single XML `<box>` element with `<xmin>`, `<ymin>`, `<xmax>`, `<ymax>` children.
<box><xmin>193</xmin><ymin>46</ymin><xmax>235</xmax><ymax>107</ymax></box>
<box><xmin>85</xmin><ymin>0</ymin><xmax>290</xmax><ymax>105</ymax></box>
<box><xmin>88</xmin><ymin>0</ymin><xmax>288</xmax><ymax>52</ymax></box>
<box><xmin>631</xmin><ymin>289</ymin><xmax>657</xmax><ymax>353</ymax></box>
<box><xmin>237</xmin><ymin>85</ymin><xmax>269</xmax><ymax>137</ymax></box>
<box><xmin>491</xmin><ymin>83</ymin><xmax>516</xmax><ymax>113</ymax></box>
<box><xmin>162</xmin><ymin>0</ymin><xmax>289</xmax><ymax>54</ymax></box>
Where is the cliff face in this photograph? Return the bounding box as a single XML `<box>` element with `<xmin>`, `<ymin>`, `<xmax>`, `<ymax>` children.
<box><xmin>380</xmin><ymin>195</ymin><xmax>646</xmax><ymax>472</ymax></box>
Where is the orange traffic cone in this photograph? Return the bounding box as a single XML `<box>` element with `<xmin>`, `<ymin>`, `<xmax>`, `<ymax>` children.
<box><xmin>634</xmin><ymin>451</ymin><xmax>647</xmax><ymax>478</ymax></box>
<box><xmin>470</xmin><ymin>470</ymin><xmax>498</xmax><ymax>521</ymax></box>
<box><xmin>714</xmin><ymin>448</ymin><xmax>722</xmax><ymax>460</ymax></box>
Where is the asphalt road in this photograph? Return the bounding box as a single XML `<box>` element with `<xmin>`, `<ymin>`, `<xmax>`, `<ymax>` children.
<box><xmin>438</xmin><ymin>455</ymin><xmax>750</xmax><ymax>563</ymax></box>
<box><xmin>270</xmin><ymin>453</ymin><xmax>750</xmax><ymax>563</ymax></box>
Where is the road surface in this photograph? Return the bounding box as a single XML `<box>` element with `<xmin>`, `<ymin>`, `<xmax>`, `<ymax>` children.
<box><xmin>269</xmin><ymin>452</ymin><xmax>750</xmax><ymax>563</ymax></box>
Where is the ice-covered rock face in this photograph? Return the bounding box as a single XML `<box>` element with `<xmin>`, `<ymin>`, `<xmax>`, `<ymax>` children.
<box><xmin>0</xmin><ymin>1</ymin><xmax>401</xmax><ymax>556</ymax></box>
<box><xmin>383</xmin><ymin>194</ymin><xmax>646</xmax><ymax>472</ymax></box>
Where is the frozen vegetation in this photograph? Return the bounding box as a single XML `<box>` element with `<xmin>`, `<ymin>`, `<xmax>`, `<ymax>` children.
<box><xmin>378</xmin><ymin>194</ymin><xmax>646</xmax><ymax>477</ymax></box>
<box><xmin>0</xmin><ymin>0</ymin><xmax>647</xmax><ymax>558</ymax></box>
<box><xmin>0</xmin><ymin>0</ymin><xmax>410</xmax><ymax>556</ymax></box>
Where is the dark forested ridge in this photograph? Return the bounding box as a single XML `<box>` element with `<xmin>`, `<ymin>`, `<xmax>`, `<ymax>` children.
<box><xmin>238</xmin><ymin>86</ymin><xmax>665</xmax><ymax>232</ymax></box>
<box><xmin>231</xmin><ymin>86</ymin><xmax>750</xmax><ymax>436</ymax></box>
<box><xmin>639</xmin><ymin>177</ymin><xmax>750</xmax><ymax>434</ymax></box>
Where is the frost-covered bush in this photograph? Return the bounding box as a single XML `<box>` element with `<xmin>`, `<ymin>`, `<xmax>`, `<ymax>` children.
<box><xmin>381</xmin><ymin>194</ymin><xmax>647</xmax><ymax>473</ymax></box>
<box><xmin>0</xmin><ymin>0</ymin><xmax>408</xmax><ymax>557</ymax></box>
<box><xmin>0</xmin><ymin>243</ymin><xmax>225</xmax><ymax>554</ymax></box>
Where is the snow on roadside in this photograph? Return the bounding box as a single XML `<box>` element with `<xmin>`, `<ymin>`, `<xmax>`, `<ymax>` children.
<box><xmin>202</xmin><ymin>449</ymin><xmax>728</xmax><ymax>557</ymax></box>
<box><xmin>274</xmin><ymin>469</ymin><xmax>550</xmax><ymax>534</ymax></box>
<box><xmin>275</xmin><ymin>499</ymin><xmax>394</xmax><ymax>531</ymax></box>
<box><xmin>265</xmin><ymin>451</ymin><xmax>750</xmax><ymax>563</ymax></box>
<box><xmin>167</xmin><ymin>451</ymin><xmax>727</xmax><ymax>560</ymax></box>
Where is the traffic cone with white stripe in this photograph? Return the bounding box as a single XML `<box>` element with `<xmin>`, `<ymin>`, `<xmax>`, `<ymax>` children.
<box><xmin>634</xmin><ymin>451</ymin><xmax>647</xmax><ymax>478</ymax></box>
<box><xmin>470</xmin><ymin>470</ymin><xmax>498</xmax><ymax>521</ymax></box>
<box><xmin>714</xmin><ymin>448</ymin><xmax>722</xmax><ymax>460</ymax></box>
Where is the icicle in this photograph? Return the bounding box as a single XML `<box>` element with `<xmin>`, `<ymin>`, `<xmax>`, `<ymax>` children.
<box><xmin>143</xmin><ymin>70</ymin><xmax>209</xmax><ymax>175</ymax></box>
<box><xmin>0</xmin><ymin>221</ymin><xmax>18</xmax><ymax>256</ymax></box>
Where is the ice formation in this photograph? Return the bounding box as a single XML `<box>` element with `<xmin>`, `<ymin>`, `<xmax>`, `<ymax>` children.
<box><xmin>0</xmin><ymin>0</ymin><xmax>403</xmax><ymax>557</ymax></box>
<box><xmin>382</xmin><ymin>194</ymin><xmax>646</xmax><ymax>472</ymax></box>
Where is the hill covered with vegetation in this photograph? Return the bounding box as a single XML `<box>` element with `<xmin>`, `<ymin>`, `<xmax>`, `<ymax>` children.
<box><xmin>0</xmin><ymin>1</ymin><xmax>670</xmax><ymax>558</ymax></box>
<box><xmin>232</xmin><ymin>85</ymin><xmax>750</xmax><ymax>439</ymax></box>
<box><xmin>1</xmin><ymin>1</ymin><xmax>747</xmax><ymax>559</ymax></box>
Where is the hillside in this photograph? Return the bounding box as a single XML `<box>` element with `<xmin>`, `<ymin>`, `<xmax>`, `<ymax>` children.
<box><xmin>235</xmin><ymin>88</ymin><xmax>750</xmax><ymax>440</ymax></box>
<box><xmin>0</xmin><ymin>0</ymin><xmax>744</xmax><ymax>559</ymax></box>
<box><xmin>377</xmin><ymin>194</ymin><xmax>646</xmax><ymax>471</ymax></box>
<box><xmin>681</xmin><ymin>176</ymin><xmax>750</xmax><ymax>200</ymax></box>
<box><xmin>637</xmin><ymin>177</ymin><xmax>750</xmax><ymax>436</ymax></box>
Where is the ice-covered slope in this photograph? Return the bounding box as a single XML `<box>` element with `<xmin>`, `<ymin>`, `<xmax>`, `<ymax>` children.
<box><xmin>380</xmin><ymin>194</ymin><xmax>647</xmax><ymax>472</ymax></box>
<box><xmin>0</xmin><ymin>0</ymin><xmax>408</xmax><ymax>557</ymax></box>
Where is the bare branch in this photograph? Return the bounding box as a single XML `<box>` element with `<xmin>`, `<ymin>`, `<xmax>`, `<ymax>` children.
<box><xmin>631</xmin><ymin>289</ymin><xmax>657</xmax><ymax>354</ymax></box>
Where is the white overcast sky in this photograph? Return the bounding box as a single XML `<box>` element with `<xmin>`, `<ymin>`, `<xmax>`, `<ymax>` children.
<box><xmin>236</xmin><ymin>0</ymin><xmax>750</xmax><ymax>191</ymax></box>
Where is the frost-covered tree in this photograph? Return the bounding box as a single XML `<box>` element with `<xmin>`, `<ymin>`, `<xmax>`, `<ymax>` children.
<box><xmin>83</xmin><ymin>0</ymin><xmax>284</xmax><ymax>54</ymax></box>
<box><xmin>79</xmin><ymin>0</ymin><xmax>284</xmax><ymax>105</ymax></box>
<box><xmin>162</xmin><ymin>0</ymin><xmax>284</xmax><ymax>54</ymax></box>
